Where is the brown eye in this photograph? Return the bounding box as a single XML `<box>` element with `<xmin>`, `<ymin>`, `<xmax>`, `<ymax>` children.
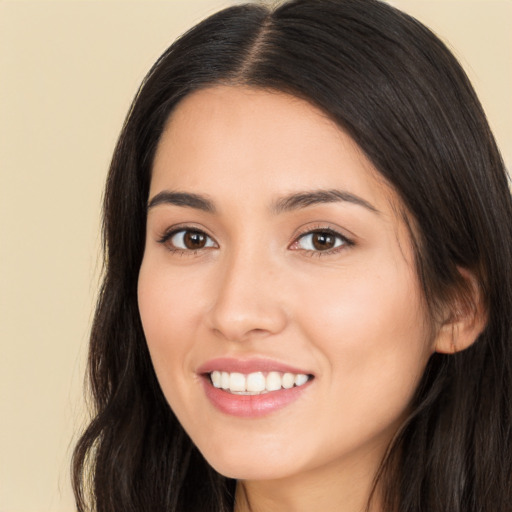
<box><xmin>168</xmin><ymin>229</ymin><xmax>216</xmax><ymax>251</ymax></box>
<box><xmin>295</xmin><ymin>230</ymin><xmax>347</xmax><ymax>252</ymax></box>
<box><xmin>184</xmin><ymin>231</ymin><xmax>207</xmax><ymax>249</ymax></box>
<box><xmin>311</xmin><ymin>232</ymin><xmax>336</xmax><ymax>250</ymax></box>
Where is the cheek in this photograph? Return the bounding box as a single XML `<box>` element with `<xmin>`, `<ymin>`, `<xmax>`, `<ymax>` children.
<box><xmin>291</xmin><ymin>271</ymin><xmax>430</xmax><ymax>461</ymax></box>
<box><xmin>295</xmin><ymin>260</ymin><xmax>431</xmax><ymax>405</ymax></box>
<box><xmin>137</xmin><ymin>257</ymin><xmax>205</xmax><ymax>399</ymax></box>
<box><xmin>298</xmin><ymin>261</ymin><xmax>423</xmax><ymax>336</ymax></box>
<box><xmin>138</xmin><ymin>252</ymin><xmax>209</xmax><ymax>341</ymax></box>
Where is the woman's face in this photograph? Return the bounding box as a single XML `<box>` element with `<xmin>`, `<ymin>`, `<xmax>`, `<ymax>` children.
<box><xmin>138</xmin><ymin>85</ymin><xmax>435</xmax><ymax>482</ymax></box>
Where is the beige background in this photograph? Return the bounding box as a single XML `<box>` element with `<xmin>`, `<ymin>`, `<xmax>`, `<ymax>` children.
<box><xmin>0</xmin><ymin>1</ymin><xmax>510</xmax><ymax>510</ymax></box>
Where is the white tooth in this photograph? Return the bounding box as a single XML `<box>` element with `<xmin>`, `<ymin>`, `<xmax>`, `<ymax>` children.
<box><xmin>246</xmin><ymin>372</ymin><xmax>266</xmax><ymax>392</ymax></box>
<box><xmin>221</xmin><ymin>371</ymin><xmax>230</xmax><ymax>390</ymax></box>
<box><xmin>266</xmin><ymin>371</ymin><xmax>282</xmax><ymax>391</ymax></box>
<box><xmin>211</xmin><ymin>370</ymin><xmax>222</xmax><ymax>388</ymax></box>
<box><xmin>282</xmin><ymin>373</ymin><xmax>295</xmax><ymax>389</ymax></box>
<box><xmin>294</xmin><ymin>373</ymin><xmax>309</xmax><ymax>386</ymax></box>
<box><xmin>229</xmin><ymin>372</ymin><xmax>246</xmax><ymax>392</ymax></box>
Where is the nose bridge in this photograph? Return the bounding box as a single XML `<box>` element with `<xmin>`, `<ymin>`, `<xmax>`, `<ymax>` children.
<box><xmin>207</xmin><ymin>239</ymin><xmax>287</xmax><ymax>341</ymax></box>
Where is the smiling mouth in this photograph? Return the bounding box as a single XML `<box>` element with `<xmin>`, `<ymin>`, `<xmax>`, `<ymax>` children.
<box><xmin>208</xmin><ymin>371</ymin><xmax>313</xmax><ymax>395</ymax></box>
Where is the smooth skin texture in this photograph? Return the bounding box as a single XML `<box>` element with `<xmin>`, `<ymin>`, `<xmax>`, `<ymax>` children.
<box><xmin>138</xmin><ymin>86</ymin><xmax>463</xmax><ymax>511</ymax></box>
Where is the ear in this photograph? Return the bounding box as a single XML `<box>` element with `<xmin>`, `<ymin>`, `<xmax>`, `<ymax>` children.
<box><xmin>434</xmin><ymin>268</ymin><xmax>487</xmax><ymax>354</ymax></box>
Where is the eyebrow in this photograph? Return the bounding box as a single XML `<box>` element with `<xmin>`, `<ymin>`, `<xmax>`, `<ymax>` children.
<box><xmin>271</xmin><ymin>189</ymin><xmax>379</xmax><ymax>215</ymax></box>
<box><xmin>147</xmin><ymin>188</ymin><xmax>379</xmax><ymax>215</ymax></box>
<box><xmin>147</xmin><ymin>191</ymin><xmax>216</xmax><ymax>213</ymax></box>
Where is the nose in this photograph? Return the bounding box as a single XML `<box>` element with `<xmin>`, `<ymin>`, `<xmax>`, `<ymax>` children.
<box><xmin>206</xmin><ymin>247</ymin><xmax>288</xmax><ymax>343</ymax></box>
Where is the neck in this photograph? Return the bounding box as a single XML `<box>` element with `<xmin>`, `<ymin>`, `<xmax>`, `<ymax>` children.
<box><xmin>233</xmin><ymin>453</ymin><xmax>383</xmax><ymax>512</ymax></box>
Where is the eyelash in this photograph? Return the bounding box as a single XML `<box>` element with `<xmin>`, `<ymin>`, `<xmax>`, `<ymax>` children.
<box><xmin>291</xmin><ymin>225</ymin><xmax>354</xmax><ymax>257</ymax></box>
<box><xmin>157</xmin><ymin>225</ymin><xmax>354</xmax><ymax>257</ymax></box>
<box><xmin>157</xmin><ymin>227</ymin><xmax>217</xmax><ymax>256</ymax></box>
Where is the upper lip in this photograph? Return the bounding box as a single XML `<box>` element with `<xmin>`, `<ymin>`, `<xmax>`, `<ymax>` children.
<box><xmin>196</xmin><ymin>357</ymin><xmax>313</xmax><ymax>376</ymax></box>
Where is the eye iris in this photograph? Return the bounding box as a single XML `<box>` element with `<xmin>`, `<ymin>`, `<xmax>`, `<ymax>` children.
<box><xmin>312</xmin><ymin>232</ymin><xmax>335</xmax><ymax>250</ymax></box>
<box><xmin>184</xmin><ymin>231</ymin><xmax>207</xmax><ymax>249</ymax></box>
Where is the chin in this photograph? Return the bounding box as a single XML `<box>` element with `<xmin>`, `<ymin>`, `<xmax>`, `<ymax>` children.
<box><xmin>209</xmin><ymin>463</ymin><xmax>291</xmax><ymax>482</ymax></box>
<box><xmin>201</xmin><ymin>447</ymin><xmax>301</xmax><ymax>481</ymax></box>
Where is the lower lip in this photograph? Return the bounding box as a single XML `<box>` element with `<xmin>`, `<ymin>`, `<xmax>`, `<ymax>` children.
<box><xmin>201</xmin><ymin>377</ymin><xmax>312</xmax><ymax>418</ymax></box>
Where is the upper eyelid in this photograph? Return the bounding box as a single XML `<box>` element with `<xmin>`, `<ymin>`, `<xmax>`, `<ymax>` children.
<box><xmin>158</xmin><ymin>230</ymin><xmax>218</xmax><ymax>257</ymax></box>
<box><xmin>159</xmin><ymin>224</ymin><xmax>214</xmax><ymax>239</ymax></box>
<box><xmin>296</xmin><ymin>227</ymin><xmax>345</xmax><ymax>238</ymax></box>
<box><xmin>291</xmin><ymin>224</ymin><xmax>353</xmax><ymax>243</ymax></box>
<box><xmin>291</xmin><ymin>229</ymin><xmax>351</xmax><ymax>249</ymax></box>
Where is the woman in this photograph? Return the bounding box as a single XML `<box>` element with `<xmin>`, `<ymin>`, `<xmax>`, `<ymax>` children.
<box><xmin>72</xmin><ymin>0</ymin><xmax>512</xmax><ymax>510</ymax></box>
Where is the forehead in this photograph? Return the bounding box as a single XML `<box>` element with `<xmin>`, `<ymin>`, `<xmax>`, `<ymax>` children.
<box><xmin>151</xmin><ymin>85</ymin><xmax>398</xmax><ymax>215</ymax></box>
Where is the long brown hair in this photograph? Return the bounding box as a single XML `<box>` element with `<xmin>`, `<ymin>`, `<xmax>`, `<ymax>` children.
<box><xmin>73</xmin><ymin>1</ymin><xmax>512</xmax><ymax>510</ymax></box>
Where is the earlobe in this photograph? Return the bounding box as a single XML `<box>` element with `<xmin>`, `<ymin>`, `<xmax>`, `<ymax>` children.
<box><xmin>434</xmin><ymin>269</ymin><xmax>487</xmax><ymax>354</ymax></box>
<box><xmin>434</xmin><ymin>317</ymin><xmax>484</xmax><ymax>354</ymax></box>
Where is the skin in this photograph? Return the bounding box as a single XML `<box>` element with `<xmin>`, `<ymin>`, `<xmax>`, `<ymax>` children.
<box><xmin>138</xmin><ymin>85</ymin><xmax>439</xmax><ymax>512</ymax></box>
